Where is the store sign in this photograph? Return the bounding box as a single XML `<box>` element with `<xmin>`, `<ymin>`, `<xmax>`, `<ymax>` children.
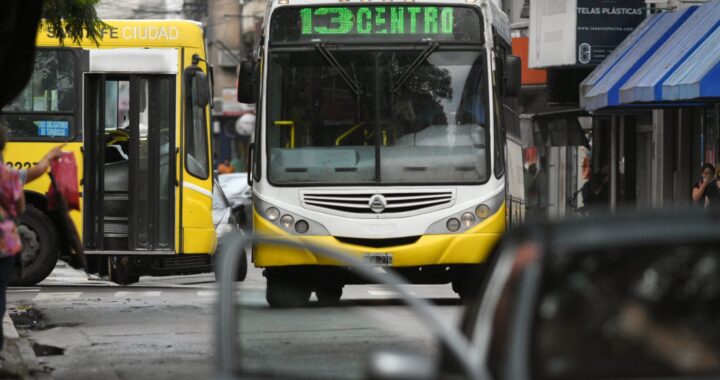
<box><xmin>529</xmin><ymin>0</ymin><xmax>646</xmax><ymax>68</ymax></box>
<box><xmin>576</xmin><ymin>0</ymin><xmax>646</xmax><ymax>65</ymax></box>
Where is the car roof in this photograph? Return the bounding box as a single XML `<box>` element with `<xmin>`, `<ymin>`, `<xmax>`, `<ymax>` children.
<box><xmin>515</xmin><ymin>210</ymin><xmax>720</xmax><ymax>253</ymax></box>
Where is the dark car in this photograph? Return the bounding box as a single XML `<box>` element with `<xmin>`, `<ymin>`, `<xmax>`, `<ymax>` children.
<box><xmin>454</xmin><ymin>210</ymin><xmax>720</xmax><ymax>380</ymax></box>
<box><xmin>213</xmin><ymin>178</ymin><xmax>248</xmax><ymax>281</ymax></box>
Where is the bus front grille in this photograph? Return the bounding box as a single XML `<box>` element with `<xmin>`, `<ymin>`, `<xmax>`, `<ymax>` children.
<box><xmin>301</xmin><ymin>190</ymin><xmax>455</xmax><ymax>216</ymax></box>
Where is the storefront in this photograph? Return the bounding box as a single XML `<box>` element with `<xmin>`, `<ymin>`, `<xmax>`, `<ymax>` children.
<box><xmin>580</xmin><ymin>1</ymin><xmax>720</xmax><ymax>210</ymax></box>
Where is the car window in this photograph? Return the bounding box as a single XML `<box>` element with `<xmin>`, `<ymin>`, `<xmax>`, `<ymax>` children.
<box><xmin>484</xmin><ymin>243</ymin><xmax>542</xmax><ymax>379</ymax></box>
<box><xmin>533</xmin><ymin>244</ymin><xmax>720</xmax><ymax>379</ymax></box>
<box><xmin>213</xmin><ymin>180</ymin><xmax>230</xmax><ymax>209</ymax></box>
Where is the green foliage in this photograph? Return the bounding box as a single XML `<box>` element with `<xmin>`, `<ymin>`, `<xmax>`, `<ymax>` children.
<box><xmin>43</xmin><ymin>0</ymin><xmax>108</xmax><ymax>46</ymax></box>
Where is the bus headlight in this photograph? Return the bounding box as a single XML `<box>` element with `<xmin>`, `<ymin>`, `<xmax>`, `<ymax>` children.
<box><xmin>446</xmin><ymin>218</ymin><xmax>461</xmax><ymax>232</ymax></box>
<box><xmin>295</xmin><ymin>220</ymin><xmax>309</xmax><ymax>234</ymax></box>
<box><xmin>280</xmin><ymin>215</ymin><xmax>294</xmax><ymax>229</ymax></box>
<box><xmin>461</xmin><ymin>212</ymin><xmax>476</xmax><ymax>227</ymax></box>
<box><xmin>266</xmin><ymin>207</ymin><xmax>280</xmax><ymax>221</ymax></box>
<box><xmin>475</xmin><ymin>204</ymin><xmax>491</xmax><ymax>219</ymax></box>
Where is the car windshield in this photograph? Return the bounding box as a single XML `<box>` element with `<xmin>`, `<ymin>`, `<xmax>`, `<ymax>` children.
<box><xmin>533</xmin><ymin>244</ymin><xmax>720</xmax><ymax>378</ymax></box>
<box><xmin>266</xmin><ymin>49</ymin><xmax>489</xmax><ymax>185</ymax></box>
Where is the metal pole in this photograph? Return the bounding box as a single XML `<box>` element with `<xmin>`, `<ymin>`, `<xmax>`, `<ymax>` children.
<box><xmin>610</xmin><ymin>116</ymin><xmax>618</xmax><ymax>212</ymax></box>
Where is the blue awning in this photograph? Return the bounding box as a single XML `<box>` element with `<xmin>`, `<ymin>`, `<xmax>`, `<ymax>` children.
<box><xmin>580</xmin><ymin>1</ymin><xmax>720</xmax><ymax>111</ymax></box>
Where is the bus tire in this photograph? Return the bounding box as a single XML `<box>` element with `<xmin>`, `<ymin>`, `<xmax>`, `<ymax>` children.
<box><xmin>266</xmin><ymin>276</ymin><xmax>311</xmax><ymax>308</ymax></box>
<box><xmin>237</xmin><ymin>250</ymin><xmax>248</xmax><ymax>282</ymax></box>
<box><xmin>10</xmin><ymin>206</ymin><xmax>59</xmax><ymax>286</ymax></box>
<box><xmin>452</xmin><ymin>264</ymin><xmax>488</xmax><ymax>303</ymax></box>
<box><xmin>316</xmin><ymin>285</ymin><xmax>343</xmax><ymax>306</ymax></box>
<box><xmin>214</xmin><ymin>249</ymin><xmax>248</xmax><ymax>282</ymax></box>
<box><xmin>109</xmin><ymin>257</ymin><xmax>140</xmax><ymax>285</ymax></box>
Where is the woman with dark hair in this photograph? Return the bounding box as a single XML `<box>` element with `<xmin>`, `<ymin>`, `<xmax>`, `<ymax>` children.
<box><xmin>0</xmin><ymin>127</ymin><xmax>24</xmax><ymax>350</ymax></box>
<box><xmin>692</xmin><ymin>163</ymin><xmax>717</xmax><ymax>207</ymax></box>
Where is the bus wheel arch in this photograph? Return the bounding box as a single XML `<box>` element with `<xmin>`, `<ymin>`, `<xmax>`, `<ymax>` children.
<box><xmin>10</xmin><ymin>203</ymin><xmax>60</xmax><ymax>286</ymax></box>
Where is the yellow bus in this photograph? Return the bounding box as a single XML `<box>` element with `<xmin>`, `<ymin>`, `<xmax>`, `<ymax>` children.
<box><xmin>1</xmin><ymin>20</ymin><xmax>215</xmax><ymax>285</ymax></box>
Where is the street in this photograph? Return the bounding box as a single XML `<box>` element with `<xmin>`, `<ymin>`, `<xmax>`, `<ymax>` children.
<box><xmin>7</xmin><ymin>260</ymin><xmax>462</xmax><ymax>380</ymax></box>
<box><xmin>4</xmin><ymin>0</ymin><xmax>717</xmax><ymax>378</ymax></box>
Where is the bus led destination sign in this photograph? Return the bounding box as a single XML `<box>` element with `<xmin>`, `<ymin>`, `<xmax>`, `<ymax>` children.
<box><xmin>271</xmin><ymin>6</ymin><xmax>482</xmax><ymax>43</ymax></box>
<box><xmin>301</xmin><ymin>7</ymin><xmax>454</xmax><ymax>36</ymax></box>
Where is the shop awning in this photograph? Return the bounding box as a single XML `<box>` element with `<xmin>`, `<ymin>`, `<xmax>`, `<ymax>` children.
<box><xmin>580</xmin><ymin>1</ymin><xmax>720</xmax><ymax>111</ymax></box>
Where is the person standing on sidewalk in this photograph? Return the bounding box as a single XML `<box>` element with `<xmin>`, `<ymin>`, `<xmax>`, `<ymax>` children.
<box><xmin>0</xmin><ymin>128</ymin><xmax>61</xmax><ymax>350</ymax></box>
<box><xmin>692</xmin><ymin>163</ymin><xmax>716</xmax><ymax>208</ymax></box>
<box><xmin>0</xmin><ymin>127</ymin><xmax>25</xmax><ymax>351</ymax></box>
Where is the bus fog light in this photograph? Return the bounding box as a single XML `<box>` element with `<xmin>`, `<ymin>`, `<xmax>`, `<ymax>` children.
<box><xmin>266</xmin><ymin>207</ymin><xmax>280</xmax><ymax>221</ymax></box>
<box><xmin>461</xmin><ymin>212</ymin><xmax>476</xmax><ymax>227</ymax></box>
<box><xmin>280</xmin><ymin>215</ymin><xmax>294</xmax><ymax>229</ymax></box>
<box><xmin>475</xmin><ymin>204</ymin><xmax>491</xmax><ymax>219</ymax></box>
<box><xmin>295</xmin><ymin>220</ymin><xmax>309</xmax><ymax>234</ymax></box>
<box><xmin>446</xmin><ymin>218</ymin><xmax>461</xmax><ymax>232</ymax></box>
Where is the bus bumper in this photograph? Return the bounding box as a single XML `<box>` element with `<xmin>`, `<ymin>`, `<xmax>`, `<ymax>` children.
<box><xmin>253</xmin><ymin>205</ymin><xmax>505</xmax><ymax>268</ymax></box>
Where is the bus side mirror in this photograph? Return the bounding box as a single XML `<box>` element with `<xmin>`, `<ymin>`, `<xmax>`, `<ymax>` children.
<box><xmin>194</xmin><ymin>71</ymin><xmax>212</xmax><ymax>107</ymax></box>
<box><xmin>505</xmin><ymin>55</ymin><xmax>521</xmax><ymax>98</ymax></box>
<box><xmin>237</xmin><ymin>60</ymin><xmax>259</xmax><ymax>104</ymax></box>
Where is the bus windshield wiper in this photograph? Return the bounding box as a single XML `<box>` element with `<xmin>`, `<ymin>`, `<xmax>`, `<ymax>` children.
<box><xmin>315</xmin><ymin>44</ymin><xmax>362</xmax><ymax>97</ymax></box>
<box><xmin>392</xmin><ymin>42</ymin><xmax>439</xmax><ymax>93</ymax></box>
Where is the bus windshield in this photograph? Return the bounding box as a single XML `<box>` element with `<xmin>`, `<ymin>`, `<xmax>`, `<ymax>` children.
<box><xmin>267</xmin><ymin>48</ymin><xmax>489</xmax><ymax>185</ymax></box>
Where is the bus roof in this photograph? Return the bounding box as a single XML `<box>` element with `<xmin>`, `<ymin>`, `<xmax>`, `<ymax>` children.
<box><xmin>264</xmin><ymin>0</ymin><xmax>511</xmax><ymax>44</ymax></box>
<box><xmin>36</xmin><ymin>19</ymin><xmax>205</xmax><ymax>50</ymax></box>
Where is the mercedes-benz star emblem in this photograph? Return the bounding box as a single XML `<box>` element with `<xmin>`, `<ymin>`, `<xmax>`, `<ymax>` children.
<box><xmin>369</xmin><ymin>194</ymin><xmax>387</xmax><ymax>214</ymax></box>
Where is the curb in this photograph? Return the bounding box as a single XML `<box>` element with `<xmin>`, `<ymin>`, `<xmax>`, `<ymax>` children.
<box><xmin>2</xmin><ymin>312</ymin><xmax>50</xmax><ymax>379</ymax></box>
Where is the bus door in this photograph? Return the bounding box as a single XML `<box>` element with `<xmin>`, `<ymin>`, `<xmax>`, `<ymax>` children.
<box><xmin>84</xmin><ymin>74</ymin><xmax>175</xmax><ymax>253</ymax></box>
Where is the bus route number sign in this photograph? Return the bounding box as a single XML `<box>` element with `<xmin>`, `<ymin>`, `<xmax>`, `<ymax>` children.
<box><xmin>270</xmin><ymin>6</ymin><xmax>482</xmax><ymax>43</ymax></box>
<box><xmin>301</xmin><ymin>6</ymin><xmax>455</xmax><ymax>36</ymax></box>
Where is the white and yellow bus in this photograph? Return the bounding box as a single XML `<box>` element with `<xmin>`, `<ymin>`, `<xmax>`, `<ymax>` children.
<box><xmin>238</xmin><ymin>0</ymin><xmax>524</xmax><ymax>306</ymax></box>
<box><xmin>2</xmin><ymin>20</ymin><xmax>215</xmax><ymax>285</ymax></box>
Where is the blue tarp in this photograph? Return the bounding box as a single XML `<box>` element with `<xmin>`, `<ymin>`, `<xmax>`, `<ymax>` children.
<box><xmin>580</xmin><ymin>0</ymin><xmax>720</xmax><ymax>111</ymax></box>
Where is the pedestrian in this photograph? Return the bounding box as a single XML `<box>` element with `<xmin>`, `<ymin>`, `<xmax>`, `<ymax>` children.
<box><xmin>582</xmin><ymin>164</ymin><xmax>610</xmax><ymax>210</ymax></box>
<box><xmin>0</xmin><ymin>127</ymin><xmax>25</xmax><ymax>351</ymax></box>
<box><xmin>692</xmin><ymin>163</ymin><xmax>716</xmax><ymax>208</ymax></box>
<box><xmin>217</xmin><ymin>159</ymin><xmax>234</xmax><ymax>174</ymax></box>
<box><xmin>0</xmin><ymin>129</ymin><xmax>62</xmax><ymax>350</ymax></box>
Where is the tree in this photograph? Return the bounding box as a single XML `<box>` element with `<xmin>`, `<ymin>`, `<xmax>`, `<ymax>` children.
<box><xmin>0</xmin><ymin>0</ymin><xmax>105</xmax><ymax>109</ymax></box>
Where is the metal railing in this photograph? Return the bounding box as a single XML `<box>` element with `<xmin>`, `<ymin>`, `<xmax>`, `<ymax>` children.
<box><xmin>214</xmin><ymin>233</ymin><xmax>482</xmax><ymax>380</ymax></box>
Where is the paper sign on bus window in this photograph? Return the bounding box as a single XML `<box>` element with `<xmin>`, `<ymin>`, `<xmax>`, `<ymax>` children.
<box><xmin>35</xmin><ymin>120</ymin><xmax>70</xmax><ymax>137</ymax></box>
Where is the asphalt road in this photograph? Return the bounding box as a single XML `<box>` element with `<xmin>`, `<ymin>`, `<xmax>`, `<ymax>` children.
<box><xmin>7</xmin><ymin>260</ymin><xmax>463</xmax><ymax>380</ymax></box>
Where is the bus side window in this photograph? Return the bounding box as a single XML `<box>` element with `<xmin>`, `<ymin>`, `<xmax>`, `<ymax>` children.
<box><xmin>185</xmin><ymin>70</ymin><xmax>210</xmax><ymax>179</ymax></box>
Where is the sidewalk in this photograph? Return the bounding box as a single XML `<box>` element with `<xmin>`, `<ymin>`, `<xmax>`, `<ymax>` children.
<box><xmin>0</xmin><ymin>312</ymin><xmax>49</xmax><ymax>379</ymax></box>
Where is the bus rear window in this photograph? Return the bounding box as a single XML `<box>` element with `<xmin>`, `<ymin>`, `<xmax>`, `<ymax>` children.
<box><xmin>1</xmin><ymin>50</ymin><xmax>76</xmax><ymax>140</ymax></box>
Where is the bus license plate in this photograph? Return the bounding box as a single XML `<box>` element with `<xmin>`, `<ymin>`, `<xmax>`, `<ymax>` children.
<box><xmin>363</xmin><ymin>253</ymin><xmax>393</xmax><ymax>266</ymax></box>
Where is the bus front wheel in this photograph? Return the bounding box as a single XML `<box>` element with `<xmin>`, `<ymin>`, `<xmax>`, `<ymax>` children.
<box><xmin>315</xmin><ymin>285</ymin><xmax>343</xmax><ymax>306</ymax></box>
<box><xmin>266</xmin><ymin>275</ymin><xmax>311</xmax><ymax>308</ymax></box>
<box><xmin>10</xmin><ymin>206</ymin><xmax>59</xmax><ymax>286</ymax></box>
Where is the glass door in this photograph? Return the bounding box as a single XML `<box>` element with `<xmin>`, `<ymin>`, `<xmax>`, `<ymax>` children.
<box><xmin>84</xmin><ymin>75</ymin><xmax>175</xmax><ymax>251</ymax></box>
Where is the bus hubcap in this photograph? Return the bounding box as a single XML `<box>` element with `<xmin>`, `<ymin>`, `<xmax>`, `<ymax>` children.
<box><xmin>18</xmin><ymin>225</ymin><xmax>40</xmax><ymax>267</ymax></box>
